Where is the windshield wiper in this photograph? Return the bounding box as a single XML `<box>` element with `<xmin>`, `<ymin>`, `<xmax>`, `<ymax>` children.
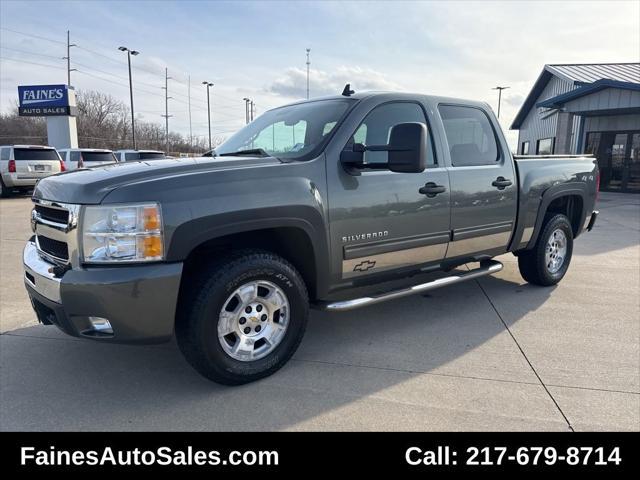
<box><xmin>218</xmin><ymin>148</ymin><xmax>271</xmax><ymax>158</ymax></box>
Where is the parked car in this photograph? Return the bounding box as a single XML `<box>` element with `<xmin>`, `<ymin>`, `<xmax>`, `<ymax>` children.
<box><xmin>113</xmin><ymin>149</ymin><xmax>166</xmax><ymax>162</ymax></box>
<box><xmin>23</xmin><ymin>90</ymin><xmax>599</xmax><ymax>385</ymax></box>
<box><xmin>58</xmin><ymin>148</ymin><xmax>117</xmax><ymax>170</ymax></box>
<box><xmin>0</xmin><ymin>145</ymin><xmax>64</xmax><ymax>197</ymax></box>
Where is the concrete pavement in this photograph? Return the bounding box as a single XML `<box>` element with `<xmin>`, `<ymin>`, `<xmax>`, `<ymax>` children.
<box><xmin>1</xmin><ymin>193</ymin><xmax>638</xmax><ymax>431</ymax></box>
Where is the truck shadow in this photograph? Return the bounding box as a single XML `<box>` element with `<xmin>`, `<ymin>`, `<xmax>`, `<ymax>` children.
<box><xmin>1</xmin><ymin>264</ymin><xmax>556</xmax><ymax>431</ymax></box>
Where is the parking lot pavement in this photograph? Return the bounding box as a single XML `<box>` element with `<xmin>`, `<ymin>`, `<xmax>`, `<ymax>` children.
<box><xmin>1</xmin><ymin>193</ymin><xmax>638</xmax><ymax>431</ymax></box>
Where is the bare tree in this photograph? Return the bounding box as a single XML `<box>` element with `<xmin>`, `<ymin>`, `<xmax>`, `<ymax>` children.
<box><xmin>0</xmin><ymin>90</ymin><xmax>221</xmax><ymax>154</ymax></box>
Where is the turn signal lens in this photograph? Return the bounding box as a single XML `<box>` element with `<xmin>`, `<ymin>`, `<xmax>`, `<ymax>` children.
<box><xmin>143</xmin><ymin>206</ymin><xmax>161</xmax><ymax>230</ymax></box>
<box><xmin>141</xmin><ymin>235</ymin><xmax>163</xmax><ymax>257</ymax></box>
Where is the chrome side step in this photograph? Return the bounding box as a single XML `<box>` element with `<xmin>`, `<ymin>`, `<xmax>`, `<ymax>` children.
<box><xmin>317</xmin><ymin>260</ymin><xmax>503</xmax><ymax>312</ymax></box>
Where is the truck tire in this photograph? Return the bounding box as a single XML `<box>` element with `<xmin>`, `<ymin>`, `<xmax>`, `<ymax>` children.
<box><xmin>176</xmin><ymin>249</ymin><xmax>309</xmax><ymax>385</ymax></box>
<box><xmin>518</xmin><ymin>213</ymin><xmax>573</xmax><ymax>286</ymax></box>
<box><xmin>0</xmin><ymin>178</ymin><xmax>10</xmax><ymax>198</ymax></box>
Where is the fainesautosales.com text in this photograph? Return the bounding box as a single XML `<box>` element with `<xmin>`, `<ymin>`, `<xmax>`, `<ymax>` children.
<box><xmin>20</xmin><ymin>446</ymin><xmax>279</xmax><ymax>467</ymax></box>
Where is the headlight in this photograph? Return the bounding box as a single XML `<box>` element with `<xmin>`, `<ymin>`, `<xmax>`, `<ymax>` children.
<box><xmin>82</xmin><ymin>203</ymin><xmax>164</xmax><ymax>263</ymax></box>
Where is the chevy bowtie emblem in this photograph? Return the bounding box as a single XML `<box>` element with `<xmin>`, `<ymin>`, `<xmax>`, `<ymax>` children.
<box><xmin>353</xmin><ymin>260</ymin><xmax>376</xmax><ymax>272</ymax></box>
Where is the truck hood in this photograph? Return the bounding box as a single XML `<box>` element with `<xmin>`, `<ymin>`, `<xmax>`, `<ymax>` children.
<box><xmin>33</xmin><ymin>156</ymin><xmax>280</xmax><ymax>204</ymax></box>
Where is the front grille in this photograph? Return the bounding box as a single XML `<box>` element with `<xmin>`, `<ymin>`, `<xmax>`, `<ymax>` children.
<box><xmin>35</xmin><ymin>204</ymin><xmax>69</xmax><ymax>224</ymax></box>
<box><xmin>37</xmin><ymin>235</ymin><xmax>69</xmax><ymax>261</ymax></box>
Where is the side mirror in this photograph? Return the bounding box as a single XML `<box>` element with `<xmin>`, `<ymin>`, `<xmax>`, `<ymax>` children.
<box><xmin>340</xmin><ymin>122</ymin><xmax>427</xmax><ymax>174</ymax></box>
<box><xmin>387</xmin><ymin>122</ymin><xmax>426</xmax><ymax>173</ymax></box>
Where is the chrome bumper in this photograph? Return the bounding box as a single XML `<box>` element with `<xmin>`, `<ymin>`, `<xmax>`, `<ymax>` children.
<box><xmin>23</xmin><ymin>240</ymin><xmax>61</xmax><ymax>303</ymax></box>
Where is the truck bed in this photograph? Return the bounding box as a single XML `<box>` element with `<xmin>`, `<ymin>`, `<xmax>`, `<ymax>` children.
<box><xmin>510</xmin><ymin>154</ymin><xmax>598</xmax><ymax>251</ymax></box>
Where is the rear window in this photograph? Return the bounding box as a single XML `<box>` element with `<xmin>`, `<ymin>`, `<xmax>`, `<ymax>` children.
<box><xmin>138</xmin><ymin>152</ymin><xmax>165</xmax><ymax>160</ymax></box>
<box><xmin>82</xmin><ymin>151</ymin><xmax>116</xmax><ymax>163</ymax></box>
<box><xmin>439</xmin><ymin>105</ymin><xmax>499</xmax><ymax>167</ymax></box>
<box><xmin>14</xmin><ymin>148</ymin><xmax>59</xmax><ymax>161</ymax></box>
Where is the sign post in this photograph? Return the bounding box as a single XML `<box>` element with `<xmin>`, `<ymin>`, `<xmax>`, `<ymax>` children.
<box><xmin>18</xmin><ymin>84</ymin><xmax>79</xmax><ymax>149</ymax></box>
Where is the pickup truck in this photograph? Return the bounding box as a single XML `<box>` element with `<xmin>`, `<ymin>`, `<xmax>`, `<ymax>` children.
<box><xmin>23</xmin><ymin>90</ymin><xmax>599</xmax><ymax>385</ymax></box>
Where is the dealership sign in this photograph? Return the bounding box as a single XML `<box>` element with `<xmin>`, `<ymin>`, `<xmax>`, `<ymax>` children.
<box><xmin>18</xmin><ymin>85</ymin><xmax>76</xmax><ymax>116</ymax></box>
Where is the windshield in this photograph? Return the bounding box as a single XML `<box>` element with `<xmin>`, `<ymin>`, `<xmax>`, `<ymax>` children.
<box><xmin>82</xmin><ymin>151</ymin><xmax>116</xmax><ymax>163</ymax></box>
<box><xmin>14</xmin><ymin>148</ymin><xmax>59</xmax><ymax>161</ymax></box>
<box><xmin>215</xmin><ymin>99</ymin><xmax>355</xmax><ymax>160</ymax></box>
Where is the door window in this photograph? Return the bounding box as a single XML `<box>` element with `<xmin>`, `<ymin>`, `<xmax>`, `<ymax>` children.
<box><xmin>350</xmin><ymin>102</ymin><xmax>435</xmax><ymax>166</ymax></box>
<box><xmin>439</xmin><ymin>105</ymin><xmax>499</xmax><ymax>166</ymax></box>
<box><xmin>70</xmin><ymin>151</ymin><xmax>81</xmax><ymax>162</ymax></box>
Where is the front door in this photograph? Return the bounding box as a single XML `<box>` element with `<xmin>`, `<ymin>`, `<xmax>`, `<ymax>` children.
<box><xmin>327</xmin><ymin>101</ymin><xmax>451</xmax><ymax>283</ymax></box>
<box><xmin>438</xmin><ymin>104</ymin><xmax>517</xmax><ymax>259</ymax></box>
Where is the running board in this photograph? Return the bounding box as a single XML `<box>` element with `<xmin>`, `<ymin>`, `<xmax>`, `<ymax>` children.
<box><xmin>316</xmin><ymin>260</ymin><xmax>503</xmax><ymax>312</ymax></box>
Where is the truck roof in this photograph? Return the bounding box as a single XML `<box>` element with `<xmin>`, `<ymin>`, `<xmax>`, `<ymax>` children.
<box><xmin>114</xmin><ymin>149</ymin><xmax>164</xmax><ymax>154</ymax></box>
<box><xmin>270</xmin><ymin>91</ymin><xmax>491</xmax><ymax>112</ymax></box>
<box><xmin>58</xmin><ymin>148</ymin><xmax>113</xmax><ymax>152</ymax></box>
<box><xmin>0</xmin><ymin>144</ymin><xmax>56</xmax><ymax>149</ymax></box>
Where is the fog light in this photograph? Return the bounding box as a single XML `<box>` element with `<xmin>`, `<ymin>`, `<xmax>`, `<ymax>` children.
<box><xmin>88</xmin><ymin>316</ymin><xmax>113</xmax><ymax>334</ymax></box>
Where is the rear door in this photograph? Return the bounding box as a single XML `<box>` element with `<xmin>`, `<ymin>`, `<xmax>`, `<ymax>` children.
<box><xmin>13</xmin><ymin>148</ymin><xmax>61</xmax><ymax>179</ymax></box>
<box><xmin>438</xmin><ymin>104</ymin><xmax>517</xmax><ymax>259</ymax></box>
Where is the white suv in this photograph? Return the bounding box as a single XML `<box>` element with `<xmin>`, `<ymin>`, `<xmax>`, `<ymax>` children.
<box><xmin>113</xmin><ymin>149</ymin><xmax>166</xmax><ymax>162</ymax></box>
<box><xmin>0</xmin><ymin>145</ymin><xmax>64</xmax><ymax>197</ymax></box>
<box><xmin>58</xmin><ymin>148</ymin><xmax>117</xmax><ymax>170</ymax></box>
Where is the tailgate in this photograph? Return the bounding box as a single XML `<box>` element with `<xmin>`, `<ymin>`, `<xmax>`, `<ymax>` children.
<box><xmin>14</xmin><ymin>148</ymin><xmax>61</xmax><ymax>178</ymax></box>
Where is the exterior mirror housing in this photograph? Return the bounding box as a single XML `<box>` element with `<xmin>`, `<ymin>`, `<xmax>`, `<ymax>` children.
<box><xmin>387</xmin><ymin>122</ymin><xmax>426</xmax><ymax>173</ymax></box>
<box><xmin>340</xmin><ymin>122</ymin><xmax>427</xmax><ymax>174</ymax></box>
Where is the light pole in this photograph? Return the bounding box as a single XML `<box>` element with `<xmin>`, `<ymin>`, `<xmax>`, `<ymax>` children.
<box><xmin>203</xmin><ymin>82</ymin><xmax>214</xmax><ymax>150</ymax></box>
<box><xmin>119</xmin><ymin>46</ymin><xmax>139</xmax><ymax>149</ymax></box>
<box><xmin>162</xmin><ymin>68</ymin><xmax>172</xmax><ymax>153</ymax></box>
<box><xmin>63</xmin><ymin>30</ymin><xmax>76</xmax><ymax>86</ymax></box>
<box><xmin>492</xmin><ymin>86</ymin><xmax>510</xmax><ymax>119</ymax></box>
<box><xmin>306</xmin><ymin>48</ymin><xmax>311</xmax><ymax>99</ymax></box>
<box><xmin>243</xmin><ymin>97</ymin><xmax>250</xmax><ymax>124</ymax></box>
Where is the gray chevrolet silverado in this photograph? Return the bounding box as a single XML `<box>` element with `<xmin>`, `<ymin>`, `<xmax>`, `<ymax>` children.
<box><xmin>23</xmin><ymin>90</ymin><xmax>599</xmax><ymax>385</ymax></box>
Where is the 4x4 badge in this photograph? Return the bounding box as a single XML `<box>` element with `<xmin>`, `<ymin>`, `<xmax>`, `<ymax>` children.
<box><xmin>353</xmin><ymin>260</ymin><xmax>376</xmax><ymax>272</ymax></box>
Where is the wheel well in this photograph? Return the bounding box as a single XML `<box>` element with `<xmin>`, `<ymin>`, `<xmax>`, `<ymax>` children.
<box><xmin>180</xmin><ymin>227</ymin><xmax>318</xmax><ymax>299</ymax></box>
<box><xmin>546</xmin><ymin>194</ymin><xmax>583</xmax><ymax>237</ymax></box>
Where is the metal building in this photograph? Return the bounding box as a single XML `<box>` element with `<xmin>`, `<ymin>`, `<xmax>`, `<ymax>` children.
<box><xmin>511</xmin><ymin>63</ymin><xmax>640</xmax><ymax>193</ymax></box>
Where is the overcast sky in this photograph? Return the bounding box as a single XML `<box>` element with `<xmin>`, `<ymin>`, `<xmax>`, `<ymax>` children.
<box><xmin>1</xmin><ymin>0</ymin><xmax>638</xmax><ymax>148</ymax></box>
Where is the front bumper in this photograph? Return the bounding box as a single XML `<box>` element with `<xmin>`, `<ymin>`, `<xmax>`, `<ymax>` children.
<box><xmin>23</xmin><ymin>240</ymin><xmax>183</xmax><ymax>344</ymax></box>
<box><xmin>1</xmin><ymin>173</ymin><xmax>38</xmax><ymax>188</ymax></box>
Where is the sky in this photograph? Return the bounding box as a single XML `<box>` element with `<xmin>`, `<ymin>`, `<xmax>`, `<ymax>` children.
<box><xmin>1</xmin><ymin>0</ymin><xmax>639</xmax><ymax>149</ymax></box>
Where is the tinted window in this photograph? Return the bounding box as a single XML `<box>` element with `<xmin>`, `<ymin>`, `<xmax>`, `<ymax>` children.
<box><xmin>82</xmin><ymin>151</ymin><xmax>116</xmax><ymax>162</ymax></box>
<box><xmin>0</xmin><ymin>148</ymin><xmax>9</xmax><ymax>160</ymax></box>
<box><xmin>138</xmin><ymin>152</ymin><xmax>165</xmax><ymax>160</ymax></box>
<box><xmin>350</xmin><ymin>102</ymin><xmax>435</xmax><ymax>166</ymax></box>
<box><xmin>124</xmin><ymin>152</ymin><xmax>139</xmax><ymax>161</ymax></box>
<box><xmin>439</xmin><ymin>105</ymin><xmax>499</xmax><ymax>166</ymax></box>
<box><xmin>14</xmin><ymin>148</ymin><xmax>59</xmax><ymax>161</ymax></box>
<box><xmin>521</xmin><ymin>141</ymin><xmax>530</xmax><ymax>155</ymax></box>
<box><xmin>537</xmin><ymin>138</ymin><xmax>554</xmax><ymax>155</ymax></box>
<box><xmin>70</xmin><ymin>151</ymin><xmax>81</xmax><ymax>162</ymax></box>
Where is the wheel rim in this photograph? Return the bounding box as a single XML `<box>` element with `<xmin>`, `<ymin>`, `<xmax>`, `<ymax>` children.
<box><xmin>217</xmin><ymin>280</ymin><xmax>290</xmax><ymax>362</ymax></box>
<box><xmin>545</xmin><ymin>228</ymin><xmax>568</xmax><ymax>274</ymax></box>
